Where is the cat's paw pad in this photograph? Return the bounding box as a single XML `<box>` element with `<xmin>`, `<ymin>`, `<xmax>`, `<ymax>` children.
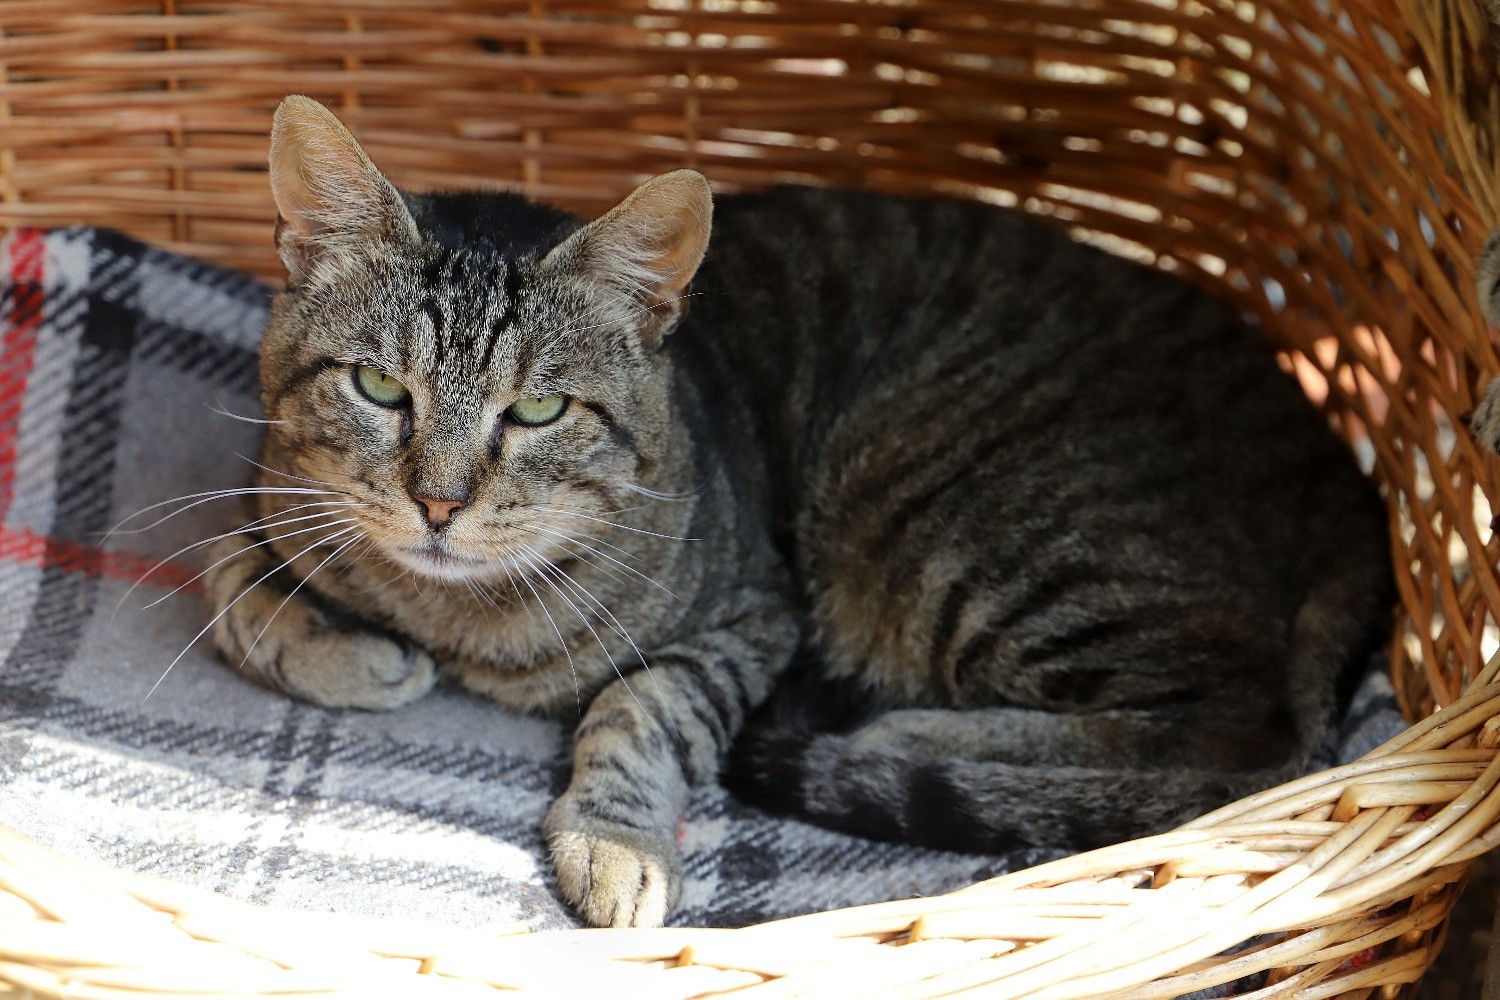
<box><xmin>544</xmin><ymin>802</ymin><xmax>681</xmax><ymax>927</ymax></box>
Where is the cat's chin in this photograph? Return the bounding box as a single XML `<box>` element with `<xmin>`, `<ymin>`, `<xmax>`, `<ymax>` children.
<box><xmin>385</xmin><ymin>543</ymin><xmax>502</xmax><ymax>583</ymax></box>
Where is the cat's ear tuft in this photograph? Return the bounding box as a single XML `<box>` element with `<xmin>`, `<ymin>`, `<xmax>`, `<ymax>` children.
<box><xmin>547</xmin><ymin>169</ymin><xmax>713</xmax><ymax>343</ymax></box>
<box><xmin>268</xmin><ymin>95</ymin><xmax>417</xmax><ymax>285</ymax></box>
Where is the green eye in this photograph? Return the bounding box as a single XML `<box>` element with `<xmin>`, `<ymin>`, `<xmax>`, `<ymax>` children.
<box><xmin>507</xmin><ymin>394</ymin><xmax>568</xmax><ymax>426</ymax></box>
<box><xmin>353</xmin><ymin>365</ymin><xmax>410</xmax><ymax>408</ymax></box>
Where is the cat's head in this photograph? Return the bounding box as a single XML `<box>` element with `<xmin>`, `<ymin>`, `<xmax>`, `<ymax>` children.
<box><xmin>257</xmin><ymin>95</ymin><xmax>711</xmax><ymax>581</ymax></box>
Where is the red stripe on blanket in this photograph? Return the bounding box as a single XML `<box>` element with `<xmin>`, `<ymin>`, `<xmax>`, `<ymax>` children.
<box><xmin>0</xmin><ymin>524</ymin><xmax>200</xmax><ymax>592</ymax></box>
<box><xmin>0</xmin><ymin>229</ymin><xmax>46</xmax><ymax>524</ymax></box>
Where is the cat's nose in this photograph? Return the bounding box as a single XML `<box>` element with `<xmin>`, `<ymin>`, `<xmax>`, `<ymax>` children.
<box><xmin>414</xmin><ymin>496</ymin><xmax>466</xmax><ymax>529</ymax></box>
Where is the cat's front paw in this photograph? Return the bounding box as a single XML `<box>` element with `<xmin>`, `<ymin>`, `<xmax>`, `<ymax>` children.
<box><xmin>206</xmin><ymin>534</ymin><xmax>437</xmax><ymax>711</ymax></box>
<box><xmin>279</xmin><ymin>629</ymin><xmax>437</xmax><ymax>710</ymax></box>
<box><xmin>543</xmin><ymin>795</ymin><xmax>682</xmax><ymax>928</ymax></box>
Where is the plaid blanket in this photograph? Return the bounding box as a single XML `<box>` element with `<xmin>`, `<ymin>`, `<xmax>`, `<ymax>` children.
<box><xmin>0</xmin><ymin>225</ymin><xmax>1407</xmax><ymax>933</ymax></box>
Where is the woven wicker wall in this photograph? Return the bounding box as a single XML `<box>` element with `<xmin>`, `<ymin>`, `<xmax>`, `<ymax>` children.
<box><xmin>2</xmin><ymin>1</ymin><xmax>1500</xmax><ymax>997</ymax></box>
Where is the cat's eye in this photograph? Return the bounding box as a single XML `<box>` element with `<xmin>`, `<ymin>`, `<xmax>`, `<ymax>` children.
<box><xmin>507</xmin><ymin>394</ymin><xmax>568</xmax><ymax>427</ymax></box>
<box><xmin>353</xmin><ymin>365</ymin><xmax>410</xmax><ymax>408</ymax></box>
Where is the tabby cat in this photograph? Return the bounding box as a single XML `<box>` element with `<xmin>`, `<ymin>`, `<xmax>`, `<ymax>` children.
<box><xmin>204</xmin><ymin>96</ymin><xmax>1393</xmax><ymax>928</ymax></box>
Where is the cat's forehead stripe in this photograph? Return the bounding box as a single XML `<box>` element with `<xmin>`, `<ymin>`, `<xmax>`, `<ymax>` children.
<box><xmin>419</xmin><ymin>297</ymin><xmax>446</xmax><ymax>370</ymax></box>
<box><xmin>420</xmin><ymin>243</ymin><xmax>462</xmax><ymax>287</ymax></box>
<box><xmin>511</xmin><ymin>316</ymin><xmax>541</xmax><ymax>396</ymax></box>
<box><xmin>481</xmin><ymin>260</ymin><xmax>524</xmax><ymax>375</ymax></box>
<box><xmin>409</xmin><ymin>246</ymin><xmax>533</xmax><ymax>382</ymax></box>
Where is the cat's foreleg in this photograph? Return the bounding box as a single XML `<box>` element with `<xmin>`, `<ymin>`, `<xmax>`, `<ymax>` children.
<box><xmin>544</xmin><ymin>588</ymin><xmax>798</xmax><ymax>927</ymax></box>
<box><xmin>203</xmin><ymin>534</ymin><xmax>436</xmax><ymax>709</ymax></box>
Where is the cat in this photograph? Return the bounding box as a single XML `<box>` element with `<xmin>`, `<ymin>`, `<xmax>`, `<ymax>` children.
<box><xmin>204</xmin><ymin>95</ymin><xmax>1393</xmax><ymax>928</ymax></box>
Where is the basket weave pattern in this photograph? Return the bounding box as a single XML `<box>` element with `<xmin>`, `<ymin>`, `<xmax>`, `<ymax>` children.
<box><xmin>2</xmin><ymin>0</ymin><xmax>1500</xmax><ymax>996</ymax></box>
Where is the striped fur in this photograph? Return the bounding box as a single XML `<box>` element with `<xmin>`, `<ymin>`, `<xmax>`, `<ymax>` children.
<box><xmin>206</xmin><ymin>97</ymin><xmax>1391</xmax><ymax>927</ymax></box>
<box><xmin>1470</xmin><ymin>234</ymin><xmax>1500</xmax><ymax>455</ymax></box>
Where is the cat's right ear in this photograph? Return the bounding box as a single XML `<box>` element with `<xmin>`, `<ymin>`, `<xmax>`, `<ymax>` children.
<box><xmin>543</xmin><ymin>169</ymin><xmax>713</xmax><ymax>345</ymax></box>
<box><xmin>268</xmin><ymin>95</ymin><xmax>418</xmax><ymax>285</ymax></box>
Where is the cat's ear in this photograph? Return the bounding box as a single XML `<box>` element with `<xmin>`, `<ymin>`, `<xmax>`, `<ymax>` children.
<box><xmin>268</xmin><ymin>95</ymin><xmax>418</xmax><ymax>285</ymax></box>
<box><xmin>545</xmin><ymin>169</ymin><xmax>713</xmax><ymax>343</ymax></box>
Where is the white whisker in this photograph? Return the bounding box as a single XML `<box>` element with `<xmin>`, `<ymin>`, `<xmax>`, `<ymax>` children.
<box><xmin>532</xmin><ymin>555</ymin><xmax>641</xmax><ymax>661</ymax></box>
<box><xmin>519</xmin><ymin>544</ymin><xmax>648</xmax><ymax>725</ymax></box>
<box><xmin>500</xmin><ymin>560</ymin><xmax>539</xmax><ymax>628</ymax></box>
<box><xmin>462</xmin><ymin>576</ymin><xmax>510</xmax><ymax>615</ymax></box>
<box><xmin>333</xmin><ymin>536</ymin><xmax>381</xmax><ymax>582</ymax></box>
<box><xmin>239</xmin><ymin>530</ymin><xmax>367</xmax><ymax>669</ymax></box>
<box><xmin>533</xmin><ymin>530</ymin><xmax>635</xmax><ymax>592</ymax></box>
<box><xmin>143</xmin><ymin>523</ymin><xmax>361</xmax><ymax>702</ymax></box>
<box><xmin>534</xmin><ymin>518</ymin><xmax>648</xmax><ymax>564</ymax></box>
<box><xmin>102</xmin><ymin>487</ymin><xmax>345</xmax><ymax>540</ymax></box>
<box><xmin>534</xmin><ymin>505</ymin><xmax>697</xmax><ymax>542</ymax></box>
<box><xmin>511</xmin><ymin>555</ymin><xmax>582</xmax><ymax>716</ymax></box>
<box><xmin>461</xmin><ymin>578</ymin><xmax>488</xmax><ymax>611</ymax></box>
<box><xmin>521</xmin><ymin>545</ymin><xmax>618</xmax><ymax>661</ymax></box>
<box><xmin>143</xmin><ymin>516</ymin><xmax>359</xmax><ymax>610</ymax></box>
<box><xmin>537</xmin><ymin>502</ymin><xmax>649</xmax><ymax>518</ymax></box>
<box><xmin>528</xmin><ymin>545</ymin><xmax>667</xmax><ymax>705</ymax></box>
<box><xmin>234</xmin><ymin>453</ymin><xmax>342</xmax><ymax>489</ymax></box>
<box><xmin>625</xmin><ymin>482</ymin><xmax>695</xmax><ymax>502</ymax></box>
<box><xmin>533</xmin><ymin>525</ymin><xmax>679</xmax><ymax>600</ymax></box>
<box><xmin>208</xmin><ymin>394</ymin><xmax>284</xmax><ymax>425</ymax></box>
<box><xmin>113</xmin><ymin>503</ymin><xmax>360</xmax><ymax>621</ymax></box>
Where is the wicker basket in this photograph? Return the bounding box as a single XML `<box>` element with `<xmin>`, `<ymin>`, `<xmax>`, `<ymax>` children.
<box><xmin>2</xmin><ymin>0</ymin><xmax>1499</xmax><ymax>996</ymax></box>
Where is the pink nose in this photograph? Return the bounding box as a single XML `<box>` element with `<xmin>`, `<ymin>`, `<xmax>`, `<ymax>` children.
<box><xmin>416</xmin><ymin>497</ymin><xmax>465</xmax><ymax>528</ymax></box>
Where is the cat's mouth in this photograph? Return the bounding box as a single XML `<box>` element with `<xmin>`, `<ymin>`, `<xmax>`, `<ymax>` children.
<box><xmin>390</xmin><ymin>540</ymin><xmax>496</xmax><ymax>581</ymax></box>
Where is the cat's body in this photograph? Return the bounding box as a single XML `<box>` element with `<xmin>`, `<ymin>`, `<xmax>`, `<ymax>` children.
<box><xmin>205</xmin><ymin>97</ymin><xmax>1391</xmax><ymax>928</ymax></box>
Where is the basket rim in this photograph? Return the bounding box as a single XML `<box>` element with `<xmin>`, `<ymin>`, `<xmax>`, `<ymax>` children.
<box><xmin>3</xmin><ymin>652</ymin><xmax>1497</xmax><ymax>997</ymax></box>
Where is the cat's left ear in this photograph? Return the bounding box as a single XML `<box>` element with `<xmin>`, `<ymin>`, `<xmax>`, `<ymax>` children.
<box><xmin>269</xmin><ymin>95</ymin><xmax>419</xmax><ymax>286</ymax></box>
<box><xmin>545</xmin><ymin>169</ymin><xmax>713</xmax><ymax>344</ymax></box>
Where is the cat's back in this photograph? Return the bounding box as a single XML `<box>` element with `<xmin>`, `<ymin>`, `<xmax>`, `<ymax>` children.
<box><xmin>677</xmin><ymin>187</ymin><xmax>1128</xmax><ymax>511</ymax></box>
<box><xmin>679</xmin><ymin>186</ymin><xmax>1388</xmax><ymax>712</ymax></box>
<box><xmin>683</xmin><ymin>185</ymin><xmax>1270</xmax><ymax>466</ymax></box>
<box><xmin>680</xmin><ymin>186</ymin><xmax>1352</xmax><ymax>525</ymax></box>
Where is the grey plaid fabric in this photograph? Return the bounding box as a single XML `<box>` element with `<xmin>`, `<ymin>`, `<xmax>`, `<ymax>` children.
<box><xmin>0</xmin><ymin>225</ymin><xmax>1406</xmax><ymax>934</ymax></box>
